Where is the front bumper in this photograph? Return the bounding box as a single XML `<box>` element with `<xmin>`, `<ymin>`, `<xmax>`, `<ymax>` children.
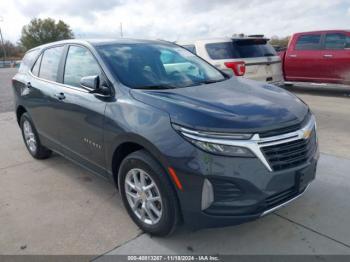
<box><xmin>260</xmin><ymin>183</ymin><xmax>311</xmax><ymax>217</ymax></box>
<box><xmin>162</xmin><ymin>112</ymin><xmax>318</xmax><ymax>229</ymax></box>
<box><xmin>170</xmin><ymin>143</ymin><xmax>318</xmax><ymax>230</ymax></box>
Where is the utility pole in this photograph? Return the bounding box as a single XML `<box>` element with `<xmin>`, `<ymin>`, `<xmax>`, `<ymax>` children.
<box><xmin>120</xmin><ymin>22</ymin><xmax>123</xmax><ymax>38</ymax></box>
<box><xmin>0</xmin><ymin>17</ymin><xmax>6</xmax><ymax>67</ymax></box>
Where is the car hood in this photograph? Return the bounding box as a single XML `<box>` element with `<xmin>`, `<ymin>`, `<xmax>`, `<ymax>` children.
<box><xmin>130</xmin><ymin>77</ymin><xmax>309</xmax><ymax>133</ymax></box>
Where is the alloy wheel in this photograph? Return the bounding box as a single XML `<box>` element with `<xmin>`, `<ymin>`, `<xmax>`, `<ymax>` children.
<box><xmin>23</xmin><ymin>120</ymin><xmax>37</xmax><ymax>153</ymax></box>
<box><xmin>124</xmin><ymin>168</ymin><xmax>163</xmax><ymax>225</ymax></box>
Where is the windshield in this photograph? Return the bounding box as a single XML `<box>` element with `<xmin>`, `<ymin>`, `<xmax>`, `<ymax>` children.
<box><xmin>206</xmin><ymin>39</ymin><xmax>277</xmax><ymax>60</ymax></box>
<box><xmin>97</xmin><ymin>42</ymin><xmax>226</xmax><ymax>89</ymax></box>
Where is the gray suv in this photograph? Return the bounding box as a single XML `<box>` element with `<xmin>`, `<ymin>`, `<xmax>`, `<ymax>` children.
<box><xmin>12</xmin><ymin>39</ymin><xmax>319</xmax><ymax>236</ymax></box>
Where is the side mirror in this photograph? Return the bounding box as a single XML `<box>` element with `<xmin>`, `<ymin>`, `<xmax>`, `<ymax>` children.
<box><xmin>80</xmin><ymin>75</ymin><xmax>99</xmax><ymax>90</ymax></box>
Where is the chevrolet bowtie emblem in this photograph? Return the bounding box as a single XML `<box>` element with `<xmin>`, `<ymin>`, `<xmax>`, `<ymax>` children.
<box><xmin>303</xmin><ymin>129</ymin><xmax>312</xmax><ymax>139</ymax></box>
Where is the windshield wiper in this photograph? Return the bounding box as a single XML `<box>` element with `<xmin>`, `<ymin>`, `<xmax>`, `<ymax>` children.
<box><xmin>135</xmin><ymin>84</ymin><xmax>177</xmax><ymax>90</ymax></box>
<box><xmin>181</xmin><ymin>79</ymin><xmax>226</xmax><ymax>88</ymax></box>
<box><xmin>201</xmin><ymin>78</ymin><xmax>226</xmax><ymax>84</ymax></box>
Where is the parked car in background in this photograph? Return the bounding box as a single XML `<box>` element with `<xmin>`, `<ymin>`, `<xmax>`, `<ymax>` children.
<box><xmin>280</xmin><ymin>30</ymin><xmax>350</xmax><ymax>87</ymax></box>
<box><xmin>13</xmin><ymin>39</ymin><xmax>318</xmax><ymax>236</ymax></box>
<box><xmin>177</xmin><ymin>36</ymin><xmax>284</xmax><ymax>85</ymax></box>
<box><xmin>0</xmin><ymin>60</ymin><xmax>22</xmax><ymax>68</ymax></box>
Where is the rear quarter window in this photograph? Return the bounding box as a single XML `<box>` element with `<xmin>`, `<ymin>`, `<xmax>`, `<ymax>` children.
<box><xmin>18</xmin><ymin>49</ymin><xmax>40</xmax><ymax>74</ymax></box>
<box><xmin>31</xmin><ymin>54</ymin><xmax>43</xmax><ymax>77</ymax></box>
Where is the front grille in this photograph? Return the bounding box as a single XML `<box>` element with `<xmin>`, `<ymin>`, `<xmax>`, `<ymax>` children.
<box><xmin>261</xmin><ymin>128</ymin><xmax>317</xmax><ymax>171</ymax></box>
<box><xmin>265</xmin><ymin>187</ymin><xmax>296</xmax><ymax>209</ymax></box>
<box><xmin>211</xmin><ymin>178</ymin><xmax>243</xmax><ymax>202</ymax></box>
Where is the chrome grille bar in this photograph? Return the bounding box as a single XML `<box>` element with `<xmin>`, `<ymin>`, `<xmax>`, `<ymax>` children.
<box><xmin>179</xmin><ymin>115</ymin><xmax>316</xmax><ymax>172</ymax></box>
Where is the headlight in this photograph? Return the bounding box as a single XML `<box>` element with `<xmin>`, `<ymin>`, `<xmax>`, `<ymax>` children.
<box><xmin>188</xmin><ymin>138</ymin><xmax>254</xmax><ymax>157</ymax></box>
<box><xmin>172</xmin><ymin>124</ymin><xmax>254</xmax><ymax>157</ymax></box>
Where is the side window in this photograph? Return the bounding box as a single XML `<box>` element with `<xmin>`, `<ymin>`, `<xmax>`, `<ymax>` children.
<box><xmin>31</xmin><ymin>54</ymin><xmax>42</xmax><ymax>77</ymax></box>
<box><xmin>18</xmin><ymin>49</ymin><xmax>40</xmax><ymax>74</ymax></box>
<box><xmin>182</xmin><ymin>45</ymin><xmax>196</xmax><ymax>54</ymax></box>
<box><xmin>324</xmin><ymin>33</ymin><xmax>349</xmax><ymax>50</ymax></box>
<box><xmin>295</xmin><ymin>34</ymin><xmax>322</xmax><ymax>50</ymax></box>
<box><xmin>39</xmin><ymin>46</ymin><xmax>64</xmax><ymax>81</ymax></box>
<box><xmin>64</xmin><ymin>46</ymin><xmax>101</xmax><ymax>87</ymax></box>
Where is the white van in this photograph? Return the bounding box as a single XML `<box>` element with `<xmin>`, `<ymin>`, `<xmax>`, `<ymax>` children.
<box><xmin>177</xmin><ymin>36</ymin><xmax>284</xmax><ymax>85</ymax></box>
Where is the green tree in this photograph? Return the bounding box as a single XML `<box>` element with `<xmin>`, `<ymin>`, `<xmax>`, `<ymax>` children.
<box><xmin>269</xmin><ymin>36</ymin><xmax>291</xmax><ymax>49</ymax></box>
<box><xmin>0</xmin><ymin>40</ymin><xmax>24</xmax><ymax>58</ymax></box>
<box><xmin>19</xmin><ymin>18</ymin><xmax>74</xmax><ymax>50</ymax></box>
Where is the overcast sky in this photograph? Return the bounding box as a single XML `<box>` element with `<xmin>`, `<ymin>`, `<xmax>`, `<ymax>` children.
<box><xmin>1</xmin><ymin>0</ymin><xmax>350</xmax><ymax>43</ymax></box>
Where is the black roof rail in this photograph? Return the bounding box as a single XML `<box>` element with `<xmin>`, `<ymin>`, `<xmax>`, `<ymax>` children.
<box><xmin>248</xmin><ymin>34</ymin><xmax>265</xmax><ymax>38</ymax></box>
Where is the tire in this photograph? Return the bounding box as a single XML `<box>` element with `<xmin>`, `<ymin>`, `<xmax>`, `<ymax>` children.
<box><xmin>118</xmin><ymin>149</ymin><xmax>180</xmax><ymax>236</ymax></box>
<box><xmin>20</xmin><ymin>113</ymin><xmax>52</xmax><ymax>159</ymax></box>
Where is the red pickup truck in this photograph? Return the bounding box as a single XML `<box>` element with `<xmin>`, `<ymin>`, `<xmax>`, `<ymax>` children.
<box><xmin>280</xmin><ymin>30</ymin><xmax>350</xmax><ymax>87</ymax></box>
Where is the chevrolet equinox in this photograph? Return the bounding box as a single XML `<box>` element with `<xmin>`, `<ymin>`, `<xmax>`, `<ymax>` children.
<box><xmin>12</xmin><ymin>39</ymin><xmax>319</xmax><ymax>236</ymax></box>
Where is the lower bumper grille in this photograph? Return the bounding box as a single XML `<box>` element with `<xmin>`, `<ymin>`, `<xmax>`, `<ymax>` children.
<box><xmin>265</xmin><ymin>187</ymin><xmax>296</xmax><ymax>209</ymax></box>
<box><xmin>211</xmin><ymin>179</ymin><xmax>243</xmax><ymax>202</ymax></box>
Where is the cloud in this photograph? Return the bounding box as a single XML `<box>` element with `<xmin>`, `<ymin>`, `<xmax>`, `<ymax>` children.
<box><xmin>13</xmin><ymin>0</ymin><xmax>126</xmax><ymax>18</ymax></box>
<box><xmin>0</xmin><ymin>0</ymin><xmax>349</xmax><ymax>43</ymax></box>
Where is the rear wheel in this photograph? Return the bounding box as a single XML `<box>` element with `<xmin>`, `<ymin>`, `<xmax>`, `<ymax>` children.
<box><xmin>20</xmin><ymin>113</ymin><xmax>52</xmax><ymax>159</ymax></box>
<box><xmin>119</xmin><ymin>150</ymin><xmax>180</xmax><ymax>236</ymax></box>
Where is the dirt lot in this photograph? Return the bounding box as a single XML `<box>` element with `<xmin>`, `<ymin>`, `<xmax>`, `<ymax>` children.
<box><xmin>1</xmin><ymin>68</ymin><xmax>350</xmax><ymax>256</ymax></box>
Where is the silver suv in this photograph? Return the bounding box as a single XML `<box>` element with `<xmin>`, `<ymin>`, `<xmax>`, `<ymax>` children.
<box><xmin>178</xmin><ymin>36</ymin><xmax>284</xmax><ymax>85</ymax></box>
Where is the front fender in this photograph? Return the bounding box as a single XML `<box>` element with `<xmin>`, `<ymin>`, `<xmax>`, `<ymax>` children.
<box><xmin>106</xmin><ymin>132</ymin><xmax>171</xmax><ymax>176</ymax></box>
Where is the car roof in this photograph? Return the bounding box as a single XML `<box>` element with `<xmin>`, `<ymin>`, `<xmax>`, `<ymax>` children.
<box><xmin>293</xmin><ymin>29</ymin><xmax>350</xmax><ymax>35</ymax></box>
<box><xmin>26</xmin><ymin>38</ymin><xmax>173</xmax><ymax>53</ymax></box>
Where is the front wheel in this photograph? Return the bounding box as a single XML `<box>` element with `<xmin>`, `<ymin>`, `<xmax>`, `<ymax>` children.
<box><xmin>119</xmin><ymin>150</ymin><xmax>180</xmax><ymax>236</ymax></box>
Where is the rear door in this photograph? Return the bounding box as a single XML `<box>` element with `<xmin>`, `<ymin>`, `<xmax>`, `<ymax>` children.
<box><xmin>54</xmin><ymin>44</ymin><xmax>109</xmax><ymax>173</ymax></box>
<box><xmin>319</xmin><ymin>32</ymin><xmax>350</xmax><ymax>84</ymax></box>
<box><xmin>284</xmin><ymin>33</ymin><xmax>323</xmax><ymax>82</ymax></box>
<box><xmin>24</xmin><ymin>45</ymin><xmax>65</xmax><ymax>147</ymax></box>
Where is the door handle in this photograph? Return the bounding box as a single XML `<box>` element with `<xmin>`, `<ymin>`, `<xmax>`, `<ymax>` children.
<box><xmin>54</xmin><ymin>92</ymin><xmax>66</xmax><ymax>100</ymax></box>
<box><xmin>26</xmin><ymin>82</ymin><xmax>32</xmax><ymax>89</ymax></box>
<box><xmin>289</xmin><ymin>54</ymin><xmax>297</xmax><ymax>58</ymax></box>
<box><xmin>323</xmin><ymin>54</ymin><xmax>333</xmax><ymax>58</ymax></box>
